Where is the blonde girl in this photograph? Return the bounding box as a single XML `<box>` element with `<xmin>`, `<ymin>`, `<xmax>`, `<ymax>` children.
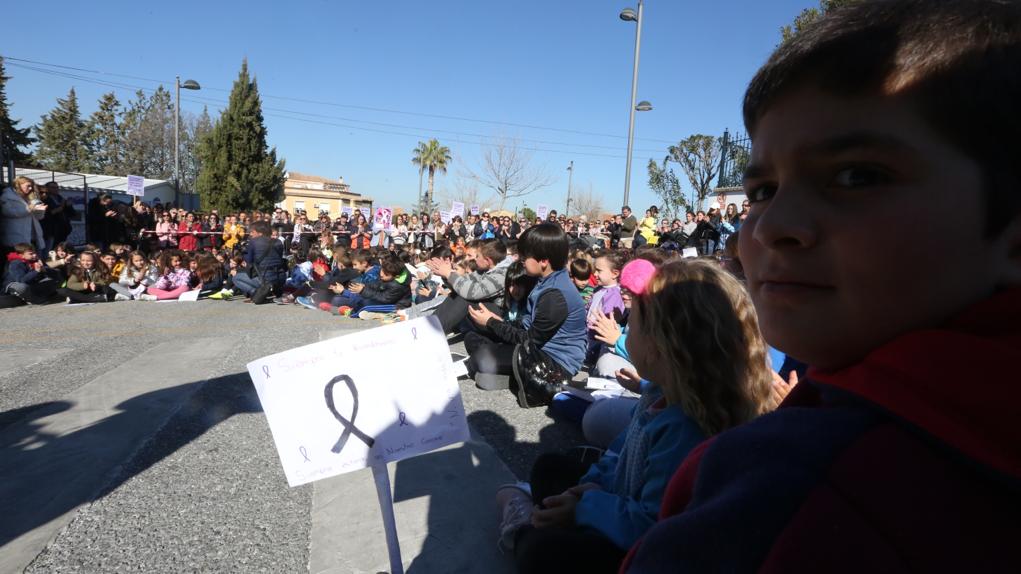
<box><xmin>498</xmin><ymin>259</ymin><xmax>772</xmax><ymax>569</ymax></box>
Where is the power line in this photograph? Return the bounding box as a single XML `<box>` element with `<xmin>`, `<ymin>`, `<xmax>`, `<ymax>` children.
<box><xmin>3</xmin><ymin>54</ymin><xmax>678</xmax><ymax>145</ymax></box>
<box><xmin>9</xmin><ymin>62</ymin><xmax>668</xmax><ymax>159</ymax></box>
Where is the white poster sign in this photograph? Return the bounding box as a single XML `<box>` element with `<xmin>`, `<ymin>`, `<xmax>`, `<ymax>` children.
<box><xmin>470</xmin><ymin>205</ymin><xmax>480</xmax><ymax>216</ymax></box>
<box><xmin>374</xmin><ymin>206</ymin><xmax>393</xmax><ymax>230</ymax></box>
<box><xmin>358</xmin><ymin>207</ymin><xmax>372</xmax><ymax>221</ymax></box>
<box><xmin>450</xmin><ymin>201</ymin><xmax>465</xmax><ymax>218</ymax></box>
<box><xmin>341</xmin><ymin>206</ymin><xmax>355</xmax><ymax>218</ymax></box>
<box><xmin>126</xmin><ymin>175</ymin><xmax>145</xmax><ymax>197</ymax></box>
<box><xmin>439</xmin><ymin>210</ymin><xmax>452</xmax><ymax>224</ymax></box>
<box><xmin>246</xmin><ymin>317</ymin><xmax>469</xmax><ymax>488</ymax></box>
<box><xmin>536</xmin><ymin>204</ymin><xmax>550</xmax><ymax>221</ymax></box>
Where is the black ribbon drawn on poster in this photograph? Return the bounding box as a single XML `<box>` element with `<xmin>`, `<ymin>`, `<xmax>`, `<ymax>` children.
<box><xmin>324</xmin><ymin>374</ymin><xmax>376</xmax><ymax>453</ymax></box>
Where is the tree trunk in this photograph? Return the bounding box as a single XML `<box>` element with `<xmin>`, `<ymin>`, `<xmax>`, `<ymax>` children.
<box><xmin>417</xmin><ymin>169</ymin><xmax>424</xmax><ymax>211</ymax></box>
<box><xmin>427</xmin><ymin>167</ymin><xmax>436</xmax><ymax>211</ymax></box>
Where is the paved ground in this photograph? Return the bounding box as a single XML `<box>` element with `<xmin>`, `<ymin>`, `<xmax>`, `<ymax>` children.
<box><xmin>0</xmin><ymin>299</ymin><xmax>584</xmax><ymax>573</ymax></box>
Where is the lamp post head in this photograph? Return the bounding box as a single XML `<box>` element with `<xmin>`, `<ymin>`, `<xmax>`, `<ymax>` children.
<box><xmin>181</xmin><ymin>79</ymin><xmax>201</xmax><ymax>90</ymax></box>
<box><xmin>635</xmin><ymin>101</ymin><xmax>653</xmax><ymax>112</ymax></box>
<box><xmin>619</xmin><ymin>8</ymin><xmax>637</xmax><ymax>21</ymax></box>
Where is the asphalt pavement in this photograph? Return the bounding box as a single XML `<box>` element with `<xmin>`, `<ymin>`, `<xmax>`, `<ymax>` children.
<box><xmin>0</xmin><ymin>299</ymin><xmax>583</xmax><ymax>573</ymax></box>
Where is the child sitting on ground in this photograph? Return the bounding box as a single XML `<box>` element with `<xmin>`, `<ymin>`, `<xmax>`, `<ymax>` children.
<box><xmin>56</xmin><ymin>251</ymin><xmax>111</xmax><ymax>303</ymax></box>
<box><xmin>569</xmin><ymin>258</ymin><xmax>595</xmax><ymax>305</ymax></box>
<box><xmin>344</xmin><ymin>254</ymin><xmax>412</xmax><ymax>318</ymax></box>
<box><xmin>626</xmin><ymin>2</ymin><xmax>1021</xmax><ymax>571</ymax></box>
<box><xmin>3</xmin><ymin>243</ymin><xmax>61</xmax><ymax>304</ymax></box>
<box><xmin>141</xmin><ymin>250</ymin><xmax>192</xmax><ymax>301</ymax></box>
<box><xmin>498</xmin><ymin>259</ymin><xmax>773</xmax><ymax>572</ymax></box>
<box><xmin>466</xmin><ymin>224</ymin><xmax>588</xmax><ymax>408</ymax></box>
<box><xmin>109</xmin><ymin>251</ymin><xmax>152</xmax><ymax>300</ymax></box>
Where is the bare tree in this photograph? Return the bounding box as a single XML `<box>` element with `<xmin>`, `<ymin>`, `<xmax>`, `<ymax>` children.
<box><xmin>568</xmin><ymin>182</ymin><xmax>605</xmax><ymax>222</ymax></box>
<box><xmin>440</xmin><ymin>176</ymin><xmax>491</xmax><ymax>212</ymax></box>
<box><xmin>465</xmin><ymin>136</ymin><xmax>556</xmax><ymax>210</ymax></box>
<box><xmin>667</xmin><ymin>135</ymin><xmax>722</xmax><ymax>211</ymax></box>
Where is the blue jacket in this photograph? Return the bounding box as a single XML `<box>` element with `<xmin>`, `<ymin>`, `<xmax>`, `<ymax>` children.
<box><xmin>244</xmin><ymin>236</ymin><xmax>285</xmax><ymax>283</ymax></box>
<box><xmin>523</xmin><ymin>268</ymin><xmax>587</xmax><ymax>374</ymax></box>
<box><xmin>575</xmin><ymin>387</ymin><xmax>706</xmax><ymax>550</ymax></box>
<box><xmin>2</xmin><ymin>258</ymin><xmax>37</xmax><ymax>290</ymax></box>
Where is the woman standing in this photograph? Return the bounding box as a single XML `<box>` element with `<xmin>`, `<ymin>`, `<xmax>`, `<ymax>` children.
<box><xmin>1</xmin><ymin>176</ymin><xmax>47</xmax><ymax>258</ymax></box>
<box><xmin>177</xmin><ymin>212</ymin><xmax>202</xmax><ymax>252</ymax></box>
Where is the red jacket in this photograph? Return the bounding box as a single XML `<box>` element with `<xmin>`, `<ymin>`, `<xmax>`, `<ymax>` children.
<box><xmin>177</xmin><ymin>222</ymin><xmax>201</xmax><ymax>251</ymax></box>
<box><xmin>624</xmin><ymin>288</ymin><xmax>1021</xmax><ymax>573</ymax></box>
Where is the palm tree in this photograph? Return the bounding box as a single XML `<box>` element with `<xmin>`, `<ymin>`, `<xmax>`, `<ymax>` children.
<box><xmin>418</xmin><ymin>139</ymin><xmax>451</xmax><ymax>213</ymax></box>
<box><xmin>410</xmin><ymin>141</ymin><xmax>428</xmax><ymax>209</ymax></box>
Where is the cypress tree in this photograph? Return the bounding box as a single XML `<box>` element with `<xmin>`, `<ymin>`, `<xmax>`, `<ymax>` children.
<box><xmin>35</xmin><ymin>87</ymin><xmax>91</xmax><ymax>173</ymax></box>
<box><xmin>0</xmin><ymin>57</ymin><xmax>33</xmax><ymax>163</ymax></box>
<box><xmin>196</xmin><ymin>59</ymin><xmax>285</xmax><ymax>212</ymax></box>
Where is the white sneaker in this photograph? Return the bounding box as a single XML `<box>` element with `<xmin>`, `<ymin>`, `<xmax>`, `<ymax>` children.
<box><xmin>130</xmin><ymin>285</ymin><xmax>146</xmax><ymax>298</ymax></box>
<box><xmin>114</xmin><ymin>293</ymin><xmax>131</xmax><ymax>301</ymax></box>
<box><xmin>138</xmin><ymin>294</ymin><xmax>158</xmax><ymax>301</ymax></box>
<box><xmin>496</xmin><ymin>484</ymin><xmax>534</xmax><ymax>553</ymax></box>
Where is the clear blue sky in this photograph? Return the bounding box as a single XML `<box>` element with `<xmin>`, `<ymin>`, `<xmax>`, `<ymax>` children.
<box><xmin>5</xmin><ymin>0</ymin><xmax>813</xmax><ymax>213</ymax></box>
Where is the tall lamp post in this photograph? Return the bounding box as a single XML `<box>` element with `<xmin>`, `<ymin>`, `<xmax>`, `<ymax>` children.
<box><xmin>620</xmin><ymin>1</ymin><xmax>651</xmax><ymax>208</ymax></box>
<box><xmin>174</xmin><ymin>76</ymin><xmax>201</xmax><ymax>207</ymax></box>
<box><xmin>565</xmin><ymin>161</ymin><xmax>573</xmax><ymax>217</ymax></box>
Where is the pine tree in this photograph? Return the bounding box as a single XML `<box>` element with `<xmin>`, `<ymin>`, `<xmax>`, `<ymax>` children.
<box><xmin>86</xmin><ymin>92</ymin><xmax>122</xmax><ymax>175</ymax></box>
<box><xmin>35</xmin><ymin>87</ymin><xmax>91</xmax><ymax>173</ymax></box>
<box><xmin>196</xmin><ymin>59</ymin><xmax>285</xmax><ymax>212</ymax></box>
<box><xmin>0</xmin><ymin>57</ymin><xmax>34</xmax><ymax>163</ymax></box>
<box><xmin>141</xmin><ymin>86</ymin><xmax>174</xmax><ymax>179</ymax></box>
<box><xmin>118</xmin><ymin>90</ymin><xmax>149</xmax><ymax>176</ymax></box>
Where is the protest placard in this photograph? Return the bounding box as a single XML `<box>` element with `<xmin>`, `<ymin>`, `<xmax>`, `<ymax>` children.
<box><xmin>536</xmin><ymin>204</ymin><xmax>550</xmax><ymax>220</ymax></box>
<box><xmin>358</xmin><ymin>207</ymin><xmax>371</xmax><ymax>221</ymax></box>
<box><xmin>439</xmin><ymin>210</ymin><xmax>452</xmax><ymax>224</ymax></box>
<box><xmin>470</xmin><ymin>205</ymin><xmax>480</xmax><ymax>216</ymax></box>
<box><xmin>341</xmin><ymin>206</ymin><xmax>355</xmax><ymax>218</ymax></box>
<box><xmin>126</xmin><ymin>175</ymin><xmax>145</xmax><ymax>197</ymax></box>
<box><xmin>246</xmin><ymin>317</ymin><xmax>469</xmax><ymax>487</ymax></box>
<box><xmin>247</xmin><ymin>317</ymin><xmax>469</xmax><ymax>573</ymax></box>
<box><xmin>374</xmin><ymin>206</ymin><xmax>393</xmax><ymax>230</ymax></box>
<box><xmin>450</xmin><ymin>201</ymin><xmax>465</xmax><ymax>218</ymax></box>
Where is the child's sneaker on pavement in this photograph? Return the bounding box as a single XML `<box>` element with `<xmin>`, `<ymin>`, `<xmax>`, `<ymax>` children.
<box><xmin>496</xmin><ymin>483</ymin><xmax>533</xmax><ymax>553</ymax></box>
<box><xmin>296</xmin><ymin>296</ymin><xmax>318</xmax><ymax>310</ymax></box>
<box><xmin>138</xmin><ymin>294</ymin><xmax>158</xmax><ymax>302</ymax></box>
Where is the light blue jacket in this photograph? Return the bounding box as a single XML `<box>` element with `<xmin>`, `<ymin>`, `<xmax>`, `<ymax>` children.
<box><xmin>574</xmin><ymin>387</ymin><xmax>706</xmax><ymax>549</ymax></box>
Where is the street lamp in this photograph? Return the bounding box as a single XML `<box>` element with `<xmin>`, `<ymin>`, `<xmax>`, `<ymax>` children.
<box><xmin>175</xmin><ymin>76</ymin><xmax>201</xmax><ymax>207</ymax></box>
<box><xmin>620</xmin><ymin>0</ymin><xmax>648</xmax><ymax>208</ymax></box>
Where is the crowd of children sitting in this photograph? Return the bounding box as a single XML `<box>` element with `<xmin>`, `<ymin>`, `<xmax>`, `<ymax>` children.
<box><xmin>2</xmin><ymin>2</ymin><xmax>1017</xmax><ymax>571</ymax></box>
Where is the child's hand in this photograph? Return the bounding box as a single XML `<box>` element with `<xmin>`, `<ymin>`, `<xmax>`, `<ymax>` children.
<box><xmin>417</xmin><ymin>286</ymin><xmax>432</xmax><ymax>298</ymax></box>
<box><xmin>330</xmin><ymin>282</ymin><xmax>345</xmax><ymax>294</ymax></box>
<box><xmin>615</xmin><ymin>368</ymin><xmax>643</xmax><ymax>393</ymax></box>
<box><xmin>349</xmin><ymin>282</ymin><xmax>364</xmax><ymax>294</ymax></box>
<box><xmin>768</xmin><ymin>370</ymin><xmax>799</xmax><ymax>411</ymax></box>
<box><xmin>532</xmin><ymin>492</ymin><xmax>579</xmax><ymax>529</ymax></box>
<box><xmin>592</xmin><ymin>312</ymin><xmax>622</xmax><ymax>346</ymax></box>
<box><xmin>567</xmin><ymin>482</ymin><xmax>602</xmax><ymax>497</ymax></box>
<box><xmin>468</xmin><ymin>304</ymin><xmax>500</xmax><ymax>327</ymax></box>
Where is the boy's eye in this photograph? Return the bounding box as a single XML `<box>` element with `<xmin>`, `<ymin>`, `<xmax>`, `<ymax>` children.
<box><xmin>831</xmin><ymin>166</ymin><xmax>891</xmax><ymax>188</ymax></box>
<box><xmin>745</xmin><ymin>183</ymin><xmax>777</xmax><ymax>203</ymax></box>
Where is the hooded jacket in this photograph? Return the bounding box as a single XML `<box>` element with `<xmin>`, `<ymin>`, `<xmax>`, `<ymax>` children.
<box><xmin>624</xmin><ymin>288</ymin><xmax>1021</xmax><ymax>574</ymax></box>
<box><xmin>448</xmin><ymin>256</ymin><xmax>513</xmax><ymax>307</ymax></box>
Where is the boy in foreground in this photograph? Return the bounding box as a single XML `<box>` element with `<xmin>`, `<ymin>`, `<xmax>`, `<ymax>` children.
<box><xmin>625</xmin><ymin>1</ymin><xmax>1020</xmax><ymax>571</ymax></box>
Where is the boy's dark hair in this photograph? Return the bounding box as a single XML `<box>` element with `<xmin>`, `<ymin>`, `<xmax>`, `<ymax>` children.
<box><xmin>476</xmin><ymin>238</ymin><xmax>507</xmax><ymax>265</ymax></box>
<box><xmin>13</xmin><ymin>243</ymin><xmax>35</xmax><ymax>254</ymax></box>
<box><xmin>744</xmin><ymin>0</ymin><xmax>1021</xmax><ymax>236</ymax></box>
<box><xmin>504</xmin><ymin>239</ymin><xmax>518</xmax><ymax>256</ymax></box>
<box><xmin>351</xmin><ymin>249</ymin><xmax>374</xmax><ymax>265</ymax></box>
<box><xmin>379</xmin><ymin>255</ymin><xmax>403</xmax><ymax>278</ymax></box>
<box><xmin>466</xmin><ymin>239</ymin><xmax>483</xmax><ymax>251</ymax></box>
<box><xmin>429</xmin><ymin>245</ymin><xmax>453</xmax><ymax>260</ymax></box>
<box><xmin>518</xmin><ymin>223</ymin><xmax>570</xmax><ymax>270</ymax></box>
<box><xmin>334</xmin><ymin>252</ymin><xmax>353</xmax><ymax>268</ymax></box>
<box><xmin>250</xmin><ymin>220</ymin><xmax>271</xmax><ymax>236</ymax></box>
<box><xmin>569</xmin><ymin>258</ymin><xmax>592</xmax><ymax>281</ymax></box>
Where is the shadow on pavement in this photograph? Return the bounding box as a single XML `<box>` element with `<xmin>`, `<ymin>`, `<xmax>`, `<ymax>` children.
<box><xmin>0</xmin><ymin>372</ymin><xmax>261</xmax><ymax>554</ymax></box>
